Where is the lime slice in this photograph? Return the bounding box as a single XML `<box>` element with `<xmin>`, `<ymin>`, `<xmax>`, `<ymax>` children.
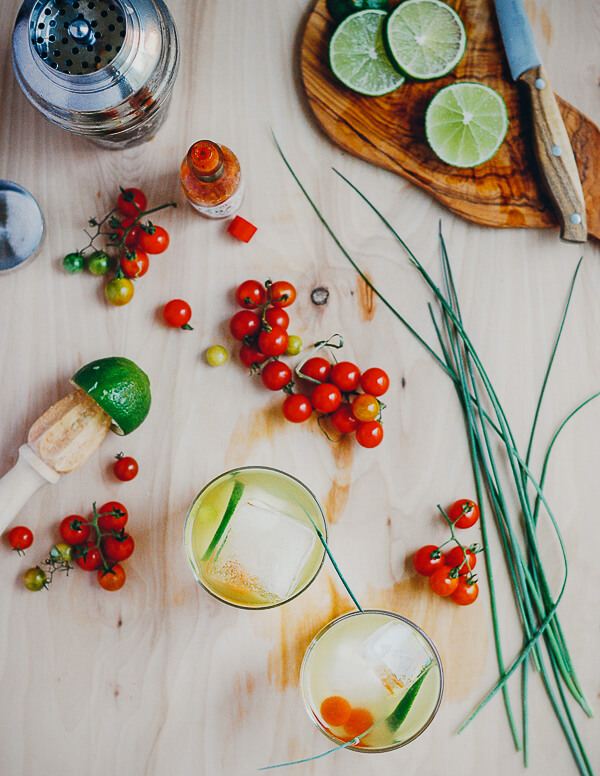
<box><xmin>385</xmin><ymin>0</ymin><xmax>466</xmax><ymax>80</ymax></box>
<box><xmin>425</xmin><ymin>82</ymin><xmax>508</xmax><ymax>167</ymax></box>
<box><xmin>71</xmin><ymin>356</ymin><xmax>151</xmax><ymax>435</ymax></box>
<box><xmin>326</xmin><ymin>0</ymin><xmax>389</xmax><ymax>25</ymax></box>
<box><xmin>329</xmin><ymin>10</ymin><xmax>405</xmax><ymax>96</ymax></box>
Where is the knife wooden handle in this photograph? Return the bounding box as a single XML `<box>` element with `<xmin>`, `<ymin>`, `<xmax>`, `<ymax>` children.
<box><xmin>519</xmin><ymin>65</ymin><xmax>587</xmax><ymax>243</ymax></box>
<box><xmin>0</xmin><ymin>445</ymin><xmax>60</xmax><ymax>534</ymax></box>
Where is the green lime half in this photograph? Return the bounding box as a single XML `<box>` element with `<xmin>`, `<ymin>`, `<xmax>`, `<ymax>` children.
<box><xmin>385</xmin><ymin>0</ymin><xmax>466</xmax><ymax>80</ymax></box>
<box><xmin>326</xmin><ymin>0</ymin><xmax>388</xmax><ymax>25</ymax></box>
<box><xmin>425</xmin><ymin>82</ymin><xmax>508</xmax><ymax>167</ymax></box>
<box><xmin>329</xmin><ymin>10</ymin><xmax>405</xmax><ymax>96</ymax></box>
<box><xmin>71</xmin><ymin>356</ymin><xmax>151</xmax><ymax>436</ymax></box>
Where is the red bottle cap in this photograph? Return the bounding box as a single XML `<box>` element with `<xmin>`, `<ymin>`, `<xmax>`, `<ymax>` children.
<box><xmin>188</xmin><ymin>141</ymin><xmax>225</xmax><ymax>182</ymax></box>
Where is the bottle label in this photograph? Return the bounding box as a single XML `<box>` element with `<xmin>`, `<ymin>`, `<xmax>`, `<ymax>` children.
<box><xmin>188</xmin><ymin>178</ymin><xmax>245</xmax><ymax>219</ymax></box>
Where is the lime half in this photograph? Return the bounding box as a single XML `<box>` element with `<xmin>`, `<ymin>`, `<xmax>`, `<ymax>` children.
<box><xmin>329</xmin><ymin>10</ymin><xmax>405</xmax><ymax>96</ymax></box>
<box><xmin>71</xmin><ymin>356</ymin><xmax>151</xmax><ymax>435</ymax></box>
<box><xmin>425</xmin><ymin>83</ymin><xmax>508</xmax><ymax>167</ymax></box>
<box><xmin>386</xmin><ymin>0</ymin><xmax>466</xmax><ymax>80</ymax></box>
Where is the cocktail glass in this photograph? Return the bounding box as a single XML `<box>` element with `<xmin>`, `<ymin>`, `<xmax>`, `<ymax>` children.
<box><xmin>184</xmin><ymin>466</ymin><xmax>327</xmax><ymax>609</ymax></box>
<box><xmin>300</xmin><ymin>609</ymin><xmax>443</xmax><ymax>752</ymax></box>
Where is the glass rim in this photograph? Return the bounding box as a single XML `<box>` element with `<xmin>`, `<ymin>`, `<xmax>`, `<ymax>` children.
<box><xmin>299</xmin><ymin>608</ymin><xmax>444</xmax><ymax>753</ymax></box>
<box><xmin>184</xmin><ymin>465</ymin><xmax>328</xmax><ymax>611</ymax></box>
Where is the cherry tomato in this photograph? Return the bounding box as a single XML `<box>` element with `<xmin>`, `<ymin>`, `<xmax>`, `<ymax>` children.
<box><xmin>448</xmin><ymin>499</ymin><xmax>480</xmax><ymax>529</ymax></box>
<box><xmin>355</xmin><ymin>420</ymin><xmax>384</xmax><ymax>448</ymax></box>
<box><xmin>206</xmin><ymin>345</ymin><xmax>229</xmax><ymax>366</ymax></box>
<box><xmin>445</xmin><ymin>546</ymin><xmax>477</xmax><ymax>574</ymax></box>
<box><xmin>258</xmin><ymin>325</ymin><xmax>289</xmax><ymax>356</ymax></box>
<box><xmin>264</xmin><ymin>307</ymin><xmax>290</xmax><ymax>330</ymax></box>
<box><xmin>101</xmin><ymin>533</ymin><xmax>135</xmax><ymax>562</ymax></box>
<box><xmin>351</xmin><ymin>394</ymin><xmax>380</xmax><ymax>422</ymax></box>
<box><xmin>299</xmin><ymin>357</ymin><xmax>331</xmax><ymax>383</ymax></box>
<box><xmin>344</xmin><ymin>708</ymin><xmax>374</xmax><ymax>739</ymax></box>
<box><xmin>115</xmin><ymin>216</ymin><xmax>142</xmax><ymax>249</ymax></box>
<box><xmin>413</xmin><ymin>545</ymin><xmax>446</xmax><ymax>576</ymax></box>
<box><xmin>239</xmin><ymin>342</ymin><xmax>268</xmax><ymax>367</ymax></box>
<box><xmin>113</xmin><ymin>455</ymin><xmax>139</xmax><ymax>481</ymax></box>
<box><xmin>63</xmin><ymin>252</ymin><xmax>84</xmax><ymax>274</ymax></box>
<box><xmin>76</xmin><ymin>543</ymin><xmax>103</xmax><ymax>571</ymax></box>
<box><xmin>429</xmin><ymin>566</ymin><xmax>459</xmax><ymax>597</ymax></box>
<box><xmin>269</xmin><ymin>281</ymin><xmax>296</xmax><ymax>308</ymax></box>
<box><xmin>98</xmin><ymin>564</ymin><xmax>126</xmax><ymax>592</ymax></box>
<box><xmin>97</xmin><ymin>501</ymin><xmax>128</xmax><ymax>533</ymax></box>
<box><xmin>451</xmin><ymin>577</ymin><xmax>479</xmax><ymax>606</ymax></box>
<box><xmin>360</xmin><ymin>367</ymin><xmax>390</xmax><ymax>397</ymax></box>
<box><xmin>235</xmin><ymin>280</ymin><xmax>266</xmax><ymax>309</ymax></box>
<box><xmin>120</xmin><ymin>248</ymin><xmax>149</xmax><ymax>278</ymax></box>
<box><xmin>52</xmin><ymin>542</ymin><xmax>73</xmax><ymax>563</ymax></box>
<box><xmin>311</xmin><ymin>383</ymin><xmax>342</xmax><ymax>413</ymax></box>
<box><xmin>282</xmin><ymin>394</ymin><xmax>312</xmax><ymax>423</ymax></box>
<box><xmin>285</xmin><ymin>335</ymin><xmax>303</xmax><ymax>356</ymax></box>
<box><xmin>138</xmin><ymin>225</ymin><xmax>169</xmax><ymax>254</ymax></box>
<box><xmin>105</xmin><ymin>277</ymin><xmax>134</xmax><ymax>306</ymax></box>
<box><xmin>230</xmin><ymin>310</ymin><xmax>261</xmax><ymax>340</ymax></box>
<box><xmin>320</xmin><ymin>696</ymin><xmax>352</xmax><ymax>727</ymax></box>
<box><xmin>23</xmin><ymin>567</ymin><xmax>46</xmax><ymax>591</ymax></box>
<box><xmin>330</xmin><ymin>361</ymin><xmax>361</xmax><ymax>392</ymax></box>
<box><xmin>117</xmin><ymin>187</ymin><xmax>147</xmax><ymax>217</ymax></box>
<box><xmin>59</xmin><ymin>515</ymin><xmax>91</xmax><ymax>546</ymax></box>
<box><xmin>330</xmin><ymin>403</ymin><xmax>358</xmax><ymax>434</ymax></box>
<box><xmin>227</xmin><ymin>215</ymin><xmax>257</xmax><ymax>243</ymax></box>
<box><xmin>163</xmin><ymin>299</ymin><xmax>192</xmax><ymax>328</ymax></box>
<box><xmin>87</xmin><ymin>250</ymin><xmax>110</xmax><ymax>276</ymax></box>
<box><xmin>261</xmin><ymin>360</ymin><xmax>292</xmax><ymax>391</ymax></box>
<box><xmin>8</xmin><ymin>526</ymin><xmax>33</xmax><ymax>552</ymax></box>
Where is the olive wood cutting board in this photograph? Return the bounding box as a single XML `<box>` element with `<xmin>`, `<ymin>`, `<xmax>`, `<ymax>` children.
<box><xmin>300</xmin><ymin>0</ymin><xmax>600</xmax><ymax>241</ymax></box>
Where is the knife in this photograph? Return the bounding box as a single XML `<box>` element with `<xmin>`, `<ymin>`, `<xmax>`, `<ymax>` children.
<box><xmin>493</xmin><ymin>0</ymin><xmax>587</xmax><ymax>242</ymax></box>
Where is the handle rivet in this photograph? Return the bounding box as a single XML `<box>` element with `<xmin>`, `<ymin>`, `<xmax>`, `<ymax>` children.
<box><xmin>551</xmin><ymin>145</ymin><xmax>562</xmax><ymax>156</ymax></box>
<box><xmin>535</xmin><ymin>78</ymin><xmax>546</xmax><ymax>90</ymax></box>
<box><xmin>570</xmin><ymin>213</ymin><xmax>582</xmax><ymax>225</ymax></box>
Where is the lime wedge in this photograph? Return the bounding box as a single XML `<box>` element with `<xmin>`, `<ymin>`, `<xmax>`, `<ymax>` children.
<box><xmin>326</xmin><ymin>0</ymin><xmax>389</xmax><ymax>25</ymax></box>
<box><xmin>425</xmin><ymin>82</ymin><xmax>508</xmax><ymax>167</ymax></box>
<box><xmin>71</xmin><ymin>356</ymin><xmax>151</xmax><ymax>436</ymax></box>
<box><xmin>329</xmin><ymin>10</ymin><xmax>405</xmax><ymax>96</ymax></box>
<box><xmin>385</xmin><ymin>0</ymin><xmax>466</xmax><ymax>80</ymax></box>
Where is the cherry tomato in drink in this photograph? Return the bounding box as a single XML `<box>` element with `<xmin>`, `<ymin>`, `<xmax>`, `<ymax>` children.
<box><xmin>76</xmin><ymin>543</ymin><xmax>103</xmax><ymax>571</ymax></box>
<box><xmin>235</xmin><ymin>280</ymin><xmax>266</xmax><ymax>309</ymax></box>
<box><xmin>299</xmin><ymin>357</ymin><xmax>331</xmax><ymax>383</ymax></box>
<box><xmin>258</xmin><ymin>325</ymin><xmax>289</xmax><ymax>357</ymax></box>
<box><xmin>351</xmin><ymin>394</ymin><xmax>380</xmax><ymax>422</ymax></box>
<box><xmin>138</xmin><ymin>225</ymin><xmax>169</xmax><ymax>254</ymax></box>
<box><xmin>86</xmin><ymin>250</ymin><xmax>110</xmax><ymax>276</ymax></box>
<box><xmin>355</xmin><ymin>420</ymin><xmax>384</xmax><ymax>448</ymax></box>
<box><xmin>269</xmin><ymin>281</ymin><xmax>296</xmax><ymax>308</ymax></box>
<box><xmin>97</xmin><ymin>564</ymin><xmax>126</xmax><ymax>591</ymax></box>
<box><xmin>23</xmin><ymin>567</ymin><xmax>46</xmax><ymax>591</ymax></box>
<box><xmin>113</xmin><ymin>455</ymin><xmax>139</xmax><ymax>481</ymax></box>
<box><xmin>115</xmin><ymin>216</ymin><xmax>142</xmax><ymax>249</ymax></box>
<box><xmin>97</xmin><ymin>502</ymin><xmax>128</xmax><ymax>532</ymax></box>
<box><xmin>451</xmin><ymin>577</ymin><xmax>479</xmax><ymax>606</ymax></box>
<box><xmin>445</xmin><ymin>546</ymin><xmax>477</xmax><ymax>574</ymax></box>
<box><xmin>344</xmin><ymin>708</ymin><xmax>374</xmax><ymax>739</ymax></box>
<box><xmin>264</xmin><ymin>307</ymin><xmax>290</xmax><ymax>330</ymax></box>
<box><xmin>117</xmin><ymin>187</ymin><xmax>147</xmax><ymax>217</ymax></box>
<box><xmin>105</xmin><ymin>277</ymin><xmax>134</xmax><ymax>306</ymax></box>
<box><xmin>163</xmin><ymin>299</ymin><xmax>192</xmax><ymax>328</ymax></box>
<box><xmin>360</xmin><ymin>367</ymin><xmax>390</xmax><ymax>397</ymax></box>
<box><xmin>311</xmin><ymin>383</ymin><xmax>342</xmax><ymax>413</ymax></box>
<box><xmin>239</xmin><ymin>342</ymin><xmax>268</xmax><ymax>367</ymax></box>
<box><xmin>330</xmin><ymin>403</ymin><xmax>358</xmax><ymax>434</ymax></box>
<box><xmin>227</xmin><ymin>215</ymin><xmax>257</xmax><ymax>243</ymax></box>
<box><xmin>8</xmin><ymin>526</ymin><xmax>34</xmax><ymax>552</ymax></box>
<box><xmin>59</xmin><ymin>515</ymin><xmax>91</xmax><ymax>546</ymax></box>
<box><xmin>429</xmin><ymin>566</ymin><xmax>459</xmax><ymax>597</ymax></box>
<box><xmin>330</xmin><ymin>361</ymin><xmax>361</xmax><ymax>392</ymax></box>
<box><xmin>261</xmin><ymin>360</ymin><xmax>292</xmax><ymax>391</ymax></box>
<box><xmin>320</xmin><ymin>696</ymin><xmax>352</xmax><ymax>727</ymax></box>
<box><xmin>448</xmin><ymin>499</ymin><xmax>480</xmax><ymax>529</ymax></box>
<box><xmin>120</xmin><ymin>248</ymin><xmax>149</xmax><ymax>278</ymax></box>
<box><xmin>101</xmin><ymin>533</ymin><xmax>135</xmax><ymax>562</ymax></box>
<box><xmin>413</xmin><ymin>545</ymin><xmax>446</xmax><ymax>576</ymax></box>
<box><xmin>230</xmin><ymin>310</ymin><xmax>261</xmax><ymax>340</ymax></box>
<box><xmin>282</xmin><ymin>394</ymin><xmax>312</xmax><ymax>423</ymax></box>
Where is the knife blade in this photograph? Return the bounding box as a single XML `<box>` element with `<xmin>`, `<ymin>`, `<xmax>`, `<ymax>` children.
<box><xmin>493</xmin><ymin>0</ymin><xmax>587</xmax><ymax>242</ymax></box>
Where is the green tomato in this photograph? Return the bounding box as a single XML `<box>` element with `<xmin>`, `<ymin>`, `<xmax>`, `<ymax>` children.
<box><xmin>285</xmin><ymin>335</ymin><xmax>303</xmax><ymax>356</ymax></box>
<box><xmin>87</xmin><ymin>250</ymin><xmax>110</xmax><ymax>276</ymax></box>
<box><xmin>23</xmin><ymin>567</ymin><xmax>47</xmax><ymax>591</ymax></box>
<box><xmin>51</xmin><ymin>542</ymin><xmax>73</xmax><ymax>563</ymax></box>
<box><xmin>105</xmin><ymin>277</ymin><xmax>134</xmax><ymax>306</ymax></box>
<box><xmin>206</xmin><ymin>345</ymin><xmax>229</xmax><ymax>366</ymax></box>
<box><xmin>63</xmin><ymin>252</ymin><xmax>85</xmax><ymax>274</ymax></box>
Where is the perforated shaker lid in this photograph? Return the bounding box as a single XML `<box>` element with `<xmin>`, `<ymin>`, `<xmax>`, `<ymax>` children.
<box><xmin>0</xmin><ymin>181</ymin><xmax>44</xmax><ymax>273</ymax></box>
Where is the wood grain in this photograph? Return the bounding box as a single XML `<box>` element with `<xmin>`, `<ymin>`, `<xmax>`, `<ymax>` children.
<box><xmin>300</xmin><ymin>0</ymin><xmax>600</xmax><ymax>239</ymax></box>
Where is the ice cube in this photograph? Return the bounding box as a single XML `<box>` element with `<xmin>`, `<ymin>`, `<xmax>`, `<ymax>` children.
<box><xmin>360</xmin><ymin>622</ymin><xmax>432</xmax><ymax>694</ymax></box>
<box><xmin>206</xmin><ymin>499</ymin><xmax>317</xmax><ymax>602</ymax></box>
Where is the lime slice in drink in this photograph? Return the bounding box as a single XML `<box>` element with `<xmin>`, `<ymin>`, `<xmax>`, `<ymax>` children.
<box><xmin>71</xmin><ymin>356</ymin><xmax>151</xmax><ymax>435</ymax></box>
<box><xmin>329</xmin><ymin>10</ymin><xmax>405</xmax><ymax>96</ymax></box>
<box><xmin>385</xmin><ymin>0</ymin><xmax>466</xmax><ymax>80</ymax></box>
<box><xmin>326</xmin><ymin>0</ymin><xmax>389</xmax><ymax>25</ymax></box>
<box><xmin>425</xmin><ymin>82</ymin><xmax>508</xmax><ymax>167</ymax></box>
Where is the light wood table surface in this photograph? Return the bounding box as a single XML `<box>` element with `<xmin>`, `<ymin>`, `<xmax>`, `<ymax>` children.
<box><xmin>0</xmin><ymin>1</ymin><xmax>598</xmax><ymax>775</ymax></box>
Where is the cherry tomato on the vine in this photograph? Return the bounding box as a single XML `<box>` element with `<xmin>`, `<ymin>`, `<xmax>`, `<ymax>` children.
<box><xmin>451</xmin><ymin>577</ymin><xmax>479</xmax><ymax>606</ymax></box>
<box><xmin>97</xmin><ymin>502</ymin><xmax>128</xmax><ymax>533</ymax></box>
<box><xmin>330</xmin><ymin>403</ymin><xmax>358</xmax><ymax>434</ymax></box>
<box><xmin>117</xmin><ymin>187</ymin><xmax>147</xmax><ymax>217</ymax></box>
<box><xmin>261</xmin><ymin>360</ymin><xmax>292</xmax><ymax>391</ymax></box>
<box><xmin>448</xmin><ymin>499</ymin><xmax>480</xmax><ymax>529</ymax></box>
<box><xmin>76</xmin><ymin>543</ymin><xmax>103</xmax><ymax>571</ymax></box>
<box><xmin>330</xmin><ymin>362</ymin><xmax>361</xmax><ymax>393</ymax></box>
<box><xmin>138</xmin><ymin>225</ymin><xmax>169</xmax><ymax>254</ymax></box>
<box><xmin>239</xmin><ymin>342</ymin><xmax>268</xmax><ymax>367</ymax></box>
<box><xmin>355</xmin><ymin>420</ymin><xmax>384</xmax><ymax>448</ymax></box>
<box><xmin>163</xmin><ymin>299</ymin><xmax>192</xmax><ymax>328</ymax></box>
<box><xmin>98</xmin><ymin>564</ymin><xmax>126</xmax><ymax>592</ymax></box>
<box><xmin>413</xmin><ymin>545</ymin><xmax>446</xmax><ymax>576</ymax></box>
<box><xmin>264</xmin><ymin>307</ymin><xmax>290</xmax><ymax>330</ymax></box>
<box><xmin>258</xmin><ymin>325</ymin><xmax>289</xmax><ymax>356</ymax></box>
<box><xmin>23</xmin><ymin>567</ymin><xmax>46</xmax><ymax>591</ymax></box>
<box><xmin>360</xmin><ymin>368</ymin><xmax>390</xmax><ymax>397</ymax></box>
<box><xmin>235</xmin><ymin>280</ymin><xmax>266</xmax><ymax>309</ymax></box>
<box><xmin>230</xmin><ymin>310</ymin><xmax>261</xmax><ymax>340</ymax></box>
<box><xmin>8</xmin><ymin>526</ymin><xmax>34</xmax><ymax>552</ymax></box>
<box><xmin>311</xmin><ymin>383</ymin><xmax>342</xmax><ymax>414</ymax></box>
<box><xmin>445</xmin><ymin>546</ymin><xmax>477</xmax><ymax>573</ymax></box>
<box><xmin>105</xmin><ymin>277</ymin><xmax>134</xmax><ymax>306</ymax></box>
<box><xmin>269</xmin><ymin>281</ymin><xmax>296</xmax><ymax>308</ymax></box>
<box><xmin>115</xmin><ymin>216</ymin><xmax>142</xmax><ymax>249</ymax></box>
<box><xmin>120</xmin><ymin>248</ymin><xmax>149</xmax><ymax>279</ymax></box>
<box><xmin>86</xmin><ymin>250</ymin><xmax>110</xmax><ymax>276</ymax></box>
<box><xmin>282</xmin><ymin>394</ymin><xmax>312</xmax><ymax>423</ymax></box>
<box><xmin>59</xmin><ymin>515</ymin><xmax>91</xmax><ymax>546</ymax></box>
<box><xmin>113</xmin><ymin>455</ymin><xmax>139</xmax><ymax>481</ymax></box>
<box><xmin>351</xmin><ymin>394</ymin><xmax>380</xmax><ymax>422</ymax></box>
<box><xmin>429</xmin><ymin>566</ymin><xmax>459</xmax><ymax>597</ymax></box>
<box><xmin>299</xmin><ymin>357</ymin><xmax>331</xmax><ymax>383</ymax></box>
<box><xmin>101</xmin><ymin>533</ymin><xmax>135</xmax><ymax>562</ymax></box>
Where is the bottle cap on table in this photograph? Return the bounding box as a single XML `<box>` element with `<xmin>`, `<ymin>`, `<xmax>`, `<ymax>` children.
<box><xmin>0</xmin><ymin>181</ymin><xmax>44</xmax><ymax>273</ymax></box>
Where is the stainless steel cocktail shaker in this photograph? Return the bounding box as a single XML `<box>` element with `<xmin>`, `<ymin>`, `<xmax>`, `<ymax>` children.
<box><xmin>12</xmin><ymin>0</ymin><xmax>179</xmax><ymax>148</ymax></box>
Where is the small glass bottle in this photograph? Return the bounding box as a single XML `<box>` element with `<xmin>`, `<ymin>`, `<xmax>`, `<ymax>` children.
<box><xmin>180</xmin><ymin>140</ymin><xmax>244</xmax><ymax>219</ymax></box>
